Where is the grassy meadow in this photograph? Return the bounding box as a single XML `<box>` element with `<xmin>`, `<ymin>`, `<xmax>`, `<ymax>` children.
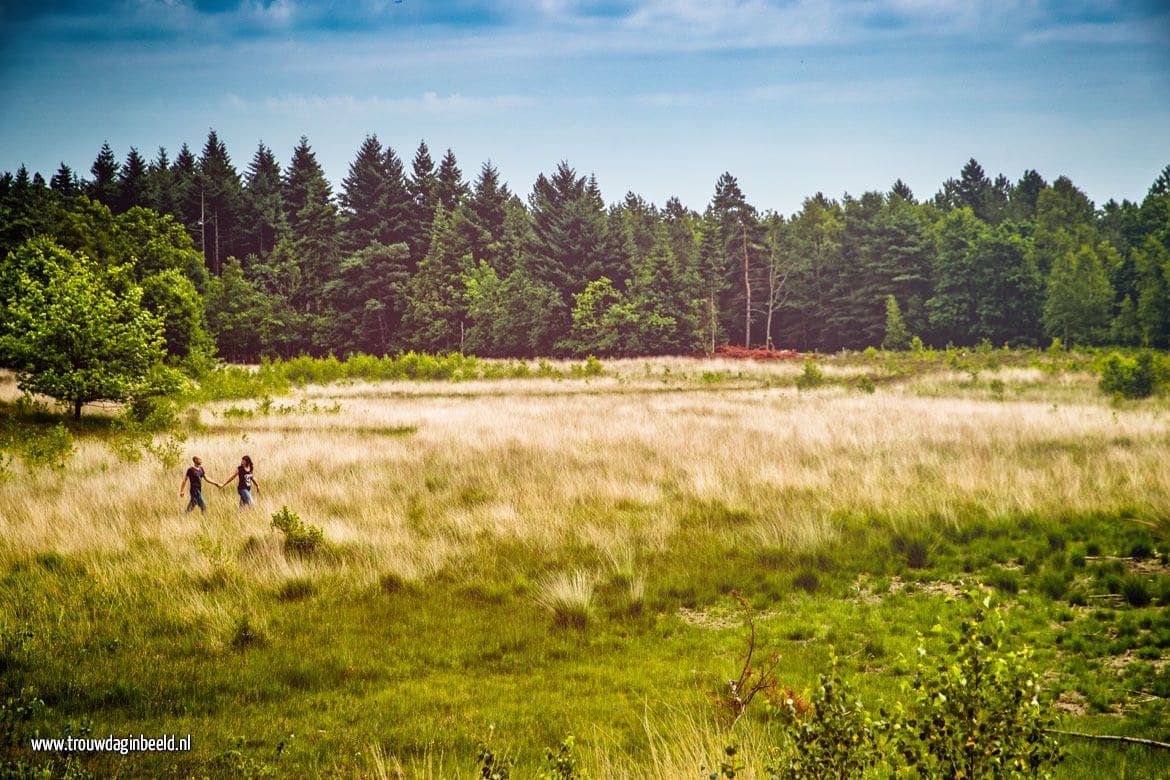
<box><xmin>2</xmin><ymin>351</ymin><xmax>1170</xmax><ymax>778</ymax></box>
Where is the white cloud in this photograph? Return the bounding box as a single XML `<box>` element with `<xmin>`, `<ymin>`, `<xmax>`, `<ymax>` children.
<box><xmin>228</xmin><ymin>91</ymin><xmax>538</xmax><ymax>118</ymax></box>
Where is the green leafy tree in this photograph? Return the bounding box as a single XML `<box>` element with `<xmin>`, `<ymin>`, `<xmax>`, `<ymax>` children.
<box><xmin>1043</xmin><ymin>243</ymin><xmax>1115</xmax><ymax>345</ymax></box>
<box><xmin>895</xmin><ymin>594</ymin><xmax>1062</xmax><ymax>779</ymax></box>
<box><xmin>704</xmin><ymin>172</ymin><xmax>765</xmax><ymax>348</ymax></box>
<box><xmin>1111</xmin><ymin>295</ymin><xmax>1141</xmax><ymax>346</ymax></box>
<box><xmin>969</xmin><ymin>224</ymin><xmax>1043</xmax><ymax>346</ymax></box>
<box><xmin>144</xmin><ymin>147</ymin><xmax>182</xmax><ymax>221</ymax></box>
<box><xmin>1032</xmin><ymin>177</ymin><xmax>1095</xmax><ymax>276</ymax></box>
<box><xmin>527</xmin><ymin>161</ymin><xmax>609</xmax><ymax>299</ymax></box>
<box><xmin>1132</xmin><ymin>235</ymin><xmax>1170</xmax><ymax>347</ymax></box>
<box><xmin>622</xmin><ymin>226</ymin><xmax>702</xmax><ymax>354</ymax></box>
<box><xmin>467</xmin><ymin>161</ymin><xmax>515</xmax><ymax>272</ymax></box>
<box><xmin>1009</xmin><ymin>169</ymin><xmax>1047</xmax><ymax>222</ymax></box>
<box><xmin>0</xmin><ymin>237</ymin><xmax>164</xmax><ymax>418</ymax></box>
<box><xmin>567</xmin><ymin>277</ymin><xmax>625</xmax><ymax>356</ymax></box>
<box><xmin>831</xmin><ymin>191</ymin><xmax>932</xmax><ymax>348</ymax></box>
<box><xmin>50</xmin><ymin>161</ymin><xmax>81</xmax><ymax>198</ymax></box>
<box><xmin>491</xmin><ymin>268</ymin><xmax>564</xmax><ymax>357</ymax></box>
<box><xmin>204</xmin><ymin>257</ymin><xmax>268</xmax><ymax>362</ymax></box>
<box><xmin>775</xmin><ymin>194</ymin><xmax>842</xmax><ymax>351</ymax></box>
<box><xmin>139</xmin><ymin>268</ymin><xmax>213</xmax><ymax>361</ymax></box>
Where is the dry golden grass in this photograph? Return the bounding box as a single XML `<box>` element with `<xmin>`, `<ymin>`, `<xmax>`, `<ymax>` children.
<box><xmin>3</xmin><ymin>363</ymin><xmax>1169</xmax><ymax>588</ymax></box>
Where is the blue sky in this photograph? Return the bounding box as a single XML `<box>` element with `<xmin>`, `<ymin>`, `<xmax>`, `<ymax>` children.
<box><xmin>1</xmin><ymin>0</ymin><xmax>1168</xmax><ymax>215</ymax></box>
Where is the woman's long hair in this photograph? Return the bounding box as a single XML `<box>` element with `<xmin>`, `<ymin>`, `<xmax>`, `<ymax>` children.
<box><xmin>241</xmin><ymin>455</ymin><xmax>253</xmax><ymax>472</ymax></box>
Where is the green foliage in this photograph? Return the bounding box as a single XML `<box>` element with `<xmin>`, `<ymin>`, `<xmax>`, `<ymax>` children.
<box><xmin>1098</xmin><ymin>351</ymin><xmax>1158</xmax><ymax>399</ymax></box>
<box><xmin>763</xmin><ymin>595</ymin><xmax>1062</xmax><ymax>780</ymax></box>
<box><xmin>706</xmin><ymin>742</ymin><xmax>746</xmax><ymax>780</ymax></box>
<box><xmin>795</xmin><ymin>357</ymin><xmax>824</xmax><ymax>390</ymax></box>
<box><xmin>0</xmin><ymin>237</ymin><xmax>165</xmax><ymax>418</ymax></box>
<box><xmin>538</xmin><ymin>735</ymin><xmax>590</xmax><ymax>780</ymax></box>
<box><xmin>765</xmin><ymin>654</ymin><xmax>879</xmax><ymax>780</ymax></box>
<box><xmin>882</xmin><ymin>294</ymin><xmax>912</xmax><ymax>351</ymax></box>
<box><xmin>15</xmin><ymin>423</ymin><xmax>74</xmax><ymax>469</ymax></box>
<box><xmin>476</xmin><ymin>738</ymin><xmax>513</xmax><ymax>780</ymax></box>
<box><xmin>895</xmin><ymin>594</ymin><xmax>1062</xmax><ymax>779</ymax></box>
<box><xmin>270</xmin><ymin>506</ymin><xmax>324</xmax><ymax>557</ymax></box>
<box><xmin>1043</xmin><ymin>243</ymin><xmax>1115</xmax><ymax>346</ymax></box>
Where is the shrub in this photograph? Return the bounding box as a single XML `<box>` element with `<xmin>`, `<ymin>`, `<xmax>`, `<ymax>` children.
<box><xmin>986</xmin><ymin>567</ymin><xmax>1022</xmax><ymax>594</ymax></box>
<box><xmin>765</xmin><ymin>654</ymin><xmax>879</xmax><ymax>779</ymax></box>
<box><xmin>270</xmin><ymin>506</ymin><xmax>324</xmax><ymax>557</ymax></box>
<box><xmin>795</xmin><ymin>357</ymin><xmax>824</xmax><ymax>390</ymax></box>
<box><xmin>18</xmin><ymin>423</ymin><xmax>74</xmax><ymax>469</ymax></box>
<box><xmin>380</xmin><ymin>572</ymin><xmax>412</xmax><ymax>596</ymax></box>
<box><xmin>1099</xmin><ymin>351</ymin><xmax>1156</xmax><ymax>399</ymax></box>
<box><xmin>538</xmin><ymin>735</ymin><xmax>590</xmax><ymax>780</ymax></box>
<box><xmin>1036</xmin><ymin>569</ymin><xmax>1071</xmax><ymax>601</ymax></box>
<box><xmin>894</xmin><ymin>593</ymin><xmax>1062</xmax><ymax>779</ymax></box>
<box><xmin>476</xmin><ymin>737</ymin><xmax>513</xmax><ymax>780</ymax></box>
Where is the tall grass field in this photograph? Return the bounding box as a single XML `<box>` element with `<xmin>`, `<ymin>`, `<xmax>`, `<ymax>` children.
<box><xmin>2</xmin><ymin>351</ymin><xmax>1169</xmax><ymax>778</ymax></box>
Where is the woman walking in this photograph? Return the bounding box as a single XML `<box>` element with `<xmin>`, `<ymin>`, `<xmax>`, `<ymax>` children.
<box><xmin>220</xmin><ymin>455</ymin><xmax>260</xmax><ymax>509</ymax></box>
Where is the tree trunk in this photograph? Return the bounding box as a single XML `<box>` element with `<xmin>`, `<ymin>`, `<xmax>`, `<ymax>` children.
<box><xmin>741</xmin><ymin>219</ymin><xmax>751</xmax><ymax>349</ymax></box>
<box><xmin>73</xmin><ymin>399</ymin><xmax>83</xmax><ymax>419</ymax></box>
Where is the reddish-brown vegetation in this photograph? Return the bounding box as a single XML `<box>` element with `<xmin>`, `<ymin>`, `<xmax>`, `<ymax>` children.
<box><xmin>711</xmin><ymin>344</ymin><xmax>808</xmax><ymax>361</ymax></box>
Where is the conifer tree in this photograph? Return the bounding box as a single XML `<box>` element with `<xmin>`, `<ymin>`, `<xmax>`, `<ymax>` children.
<box><xmin>50</xmin><ymin>163</ymin><xmax>80</xmax><ymax>198</ymax></box>
<box><xmin>88</xmin><ymin>141</ymin><xmax>120</xmax><ymax>206</ymax></box>
<box><xmin>196</xmin><ymin>130</ymin><xmax>245</xmax><ymax>272</ymax></box>
<box><xmin>340</xmin><ymin>135</ymin><xmax>390</xmax><ymax>252</ymax></box>
<box><xmin>116</xmin><ymin>147</ymin><xmax>149</xmax><ymax>213</ymax></box>
<box><xmin>882</xmin><ymin>295</ymin><xmax>912</xmax><ymax>350</ymax></box>
<box><xmin>242</xmin><ymin>142</ymin><xmax>285</xmax><ymax>258</ymax></box>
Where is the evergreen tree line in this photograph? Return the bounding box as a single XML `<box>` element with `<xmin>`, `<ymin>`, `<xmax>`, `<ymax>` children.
<box><xmin>2</xmin><ymin>132</ymin><xmax>1169</xmax><ymax>362</ymax></box>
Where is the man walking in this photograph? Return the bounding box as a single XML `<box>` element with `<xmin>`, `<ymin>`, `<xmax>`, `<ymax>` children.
<box><xmin>179</xmin><ymin>456</ymin><xmax>220</xmax><ymax>513</ymax></box>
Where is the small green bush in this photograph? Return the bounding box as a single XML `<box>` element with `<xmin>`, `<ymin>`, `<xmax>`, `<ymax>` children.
<box><xmin>271</xmin><ymin>506</ymin><xmax>324</xmax><ymax>557</ymax></box>
<box><xmin>894</xmin><ymin>593</ymin><xmax>1062</xmax><ymax>778</ymax></box>
<box><xmin>1099</xmin><ymin>351</ymin><xmax>1156</xmax><ymax>399</ymax></box>
<box><xmin>18</xmin><ymin>423</ymin><xmax>74</xmax><ymax>469</ymax></box>
<box><xmin>795</xmin><ymin>358</ymin><xmax>825</xmax><ymax>390</ymax></box>
<box><xmin>765</xmin><ymin>655</ymin><xmax>878</xmax><ymax>779</ymax></box>
<box><xmin>538</xmin><ymin>735</ymin><xmax>590</xmax><ymax>780</ymax></box>
<box><xmin>987</xmin><ymin>567</ymin><xmax>1022</xmax><ymax>594</ymax></box>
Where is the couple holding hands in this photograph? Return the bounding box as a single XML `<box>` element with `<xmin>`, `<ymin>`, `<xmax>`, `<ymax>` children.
<box><xmin>179</xmin><ymin>454</ymin><xmax>259</xmax><ymax>513</ymax></box>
